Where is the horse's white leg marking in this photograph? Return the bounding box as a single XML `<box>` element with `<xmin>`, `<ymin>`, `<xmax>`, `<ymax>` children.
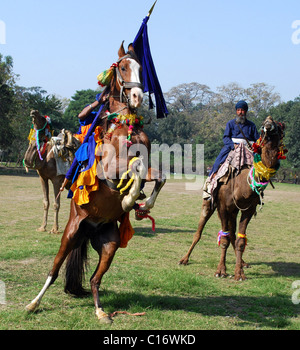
<box><xmin>140</xmin><ymin>177</ymin><xmax>166</xmax><ymax>211</ymax></box>
<box><xmin>121</xmin><ymin>159</ymin><xmax>146</xmax><ymax>212</ymax></box>
<box><xmin>25</xmin><ymin>276</ymin><xmax>52</xmax><ymax>312</ymax></box>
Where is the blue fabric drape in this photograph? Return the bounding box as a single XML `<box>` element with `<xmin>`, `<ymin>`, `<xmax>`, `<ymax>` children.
<box><xmin>133</xmin><ymin>16</ymin><xmax>168</xmax><ymax>119</ymax></box>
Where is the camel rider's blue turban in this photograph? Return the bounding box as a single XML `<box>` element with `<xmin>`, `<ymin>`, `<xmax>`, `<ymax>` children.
<box><xmin>235</xmin><ymin>100</ymin><xmax>248</xmax><ymax>112</ymax></box>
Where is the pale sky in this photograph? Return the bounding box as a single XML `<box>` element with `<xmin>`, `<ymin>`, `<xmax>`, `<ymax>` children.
<box><xmin>1</xmin><ymin>0</ymin><xmax>300</xmax><ymax>102</ymax></box>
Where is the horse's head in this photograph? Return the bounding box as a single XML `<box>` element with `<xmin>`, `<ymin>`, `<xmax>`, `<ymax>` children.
<box><xmin>113</xmin><ymin>42</ymin><xmax>144</xmax><ymax>110</ymax></box>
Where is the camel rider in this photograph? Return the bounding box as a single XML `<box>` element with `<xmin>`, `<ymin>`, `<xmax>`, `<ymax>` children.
<box><xmin>203</xmin><ymin>100</ymin><xmax>260</xmax><ymax>199</ymax></box>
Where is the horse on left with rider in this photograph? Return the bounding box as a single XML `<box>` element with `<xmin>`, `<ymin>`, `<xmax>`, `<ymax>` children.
<box><xmin>26</xmin><ymin>42</ymin><xmax>166</xmax><ymax>324</ymax></box>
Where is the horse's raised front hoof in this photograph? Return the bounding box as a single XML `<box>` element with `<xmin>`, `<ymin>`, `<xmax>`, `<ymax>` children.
<box><xmin>96</xmin><ymin>308</ymin><xmax>113</xmax><ymax>325</ymax></box>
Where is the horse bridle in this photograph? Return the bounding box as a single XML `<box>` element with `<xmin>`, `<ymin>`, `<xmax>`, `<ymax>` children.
<box><xmin>114</xmin><ymin>54</ymin><xmax>144</xmax><ymax>105</ymax></box>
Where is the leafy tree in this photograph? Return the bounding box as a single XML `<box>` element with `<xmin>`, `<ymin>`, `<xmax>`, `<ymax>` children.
<box><xmin>245</xmin><ymin>83</ymin><xmax>281</xmax><ymax>117</ymax></box>
<box><xmin>0</xmin><ymin>54</ymin><xmax>15</xmax><ymax>149</ymax></box>
<box><xmin>63</xmin><ymin>89</ymin><xmax>101</xmax><ymax>132</ymax></box>
<box><xmin>164</xmin><ymin>83</ymin><xmax>214</xmax><ymax>113</ymax></box>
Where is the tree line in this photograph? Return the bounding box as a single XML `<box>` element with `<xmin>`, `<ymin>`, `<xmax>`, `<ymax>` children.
<box><xmin>0</xmin><ymin>53</ymin><xmax>299</xmax><ymax>181</ymax></box>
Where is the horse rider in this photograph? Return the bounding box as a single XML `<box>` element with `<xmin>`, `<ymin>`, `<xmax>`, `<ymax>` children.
<box><xmin>65</xmin><ymin>93</ymin><xmax>102</xmax><ymax>147</ymax></box>
<box><xmin>203</xmin><ymin>100</ymin><xmax>260</xmax><ymax>199</ymax></box>
<box><xmin>58</xmin><ymin>94</ymin><xmax>103</xmax><ymax>196</ymax></box>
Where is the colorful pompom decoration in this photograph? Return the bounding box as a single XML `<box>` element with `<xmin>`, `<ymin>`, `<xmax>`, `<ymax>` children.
<box><xmin>97</xmin><ymin>63</ymin><xmax>118</xmax><ymax>87</ymax></box>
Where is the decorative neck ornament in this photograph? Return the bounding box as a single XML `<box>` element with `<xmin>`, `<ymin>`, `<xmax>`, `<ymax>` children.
<box><xmin>105</xmin><ymin>113</ymin><xmax>144</xmax><ymax>147</ymax></box>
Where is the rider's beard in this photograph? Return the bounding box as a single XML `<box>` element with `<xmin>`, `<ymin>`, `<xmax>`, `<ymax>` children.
<box><xmin>236</xmin><ymin>115</ymin><xmax>246</xmax><ymax>124</ymax></box>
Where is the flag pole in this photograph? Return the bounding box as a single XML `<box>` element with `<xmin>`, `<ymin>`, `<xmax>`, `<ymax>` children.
<box><xmin>147</xmin><ymin>0</ymin><xmax>157</xmax><ymax>18</ymax></box>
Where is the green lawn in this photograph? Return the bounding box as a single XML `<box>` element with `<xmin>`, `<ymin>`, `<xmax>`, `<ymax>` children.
<box><xmin>0</xmin><ymin>174</ymin><xmax>299</xmax><ymax>330</ymax></box>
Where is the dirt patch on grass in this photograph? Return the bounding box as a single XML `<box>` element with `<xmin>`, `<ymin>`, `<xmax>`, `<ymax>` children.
<box><xmin>264</xmin><ymin>189</ymin><xmax>300</xmax><ymax>203</ymax></box>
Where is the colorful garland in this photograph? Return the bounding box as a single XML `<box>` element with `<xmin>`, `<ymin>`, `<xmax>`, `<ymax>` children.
<box><xmin>253</xmin><ymin>153</ymin><xmax>278</xmax><ymax>181</ymax></box>
<box><xmin>27</xmin><ymin>117</ymin><xmax>53</xmax><ymax>161</ymax></box>
<box><xmin>248</xmin><ymin>166</ymin><xmax>269</xmax><ymax>195</ymax></box>
<box><xmin>105</xmin><ymin>113</ymin><xmax>144</xmax><ymax>147</ymax></box>
<box><xmin>117</xmin><ymin>157</ymin><xmax>140</xmax><ymax>195</ymax></box>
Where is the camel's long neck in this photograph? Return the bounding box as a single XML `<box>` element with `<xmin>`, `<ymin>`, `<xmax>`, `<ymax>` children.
<box><xmin>253</xmin><ymin>142</ymin><xmax>280</xmax><ymax>182</ymax></box>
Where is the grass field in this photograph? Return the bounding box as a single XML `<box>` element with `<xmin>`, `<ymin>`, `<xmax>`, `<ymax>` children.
<box><xmin>0</xmin><ymin>173</ymin><xmax>299</xmax><ymax>330</ymax></box>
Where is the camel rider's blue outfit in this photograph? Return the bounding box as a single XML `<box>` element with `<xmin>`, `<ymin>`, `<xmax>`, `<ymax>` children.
<box><xmin>209</xmin><ymin>101</ymin><xmax>260</xmax><ymax>176</ymax></box>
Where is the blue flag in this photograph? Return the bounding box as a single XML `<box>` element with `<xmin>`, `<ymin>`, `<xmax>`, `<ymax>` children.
<box><xmin>133</xmin><ymin>13</ymin><xmax>168</xmax><ymax>119</ymax></box>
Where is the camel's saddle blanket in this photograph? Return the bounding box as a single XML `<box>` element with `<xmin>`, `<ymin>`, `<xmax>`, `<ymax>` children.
<box><xmin>210</xmin><ymin>143</ymin><xmax>254</xmax><ymax>203</ymax></box>
<box><xmin>49</xmin><ymin>130</ymin><xmax>81</xmax><ymax>176</ymax></box>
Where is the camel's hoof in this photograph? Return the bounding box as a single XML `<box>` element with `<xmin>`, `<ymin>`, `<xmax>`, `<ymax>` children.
<box><xmin>178</xmin><ymin>259</ymin><xmax>188</xmax><ymax>266</ymax></box>
<box><xmin>50</xmin><ymin>229</ymin><xmax>60</xmax><ymax>235</ymax></box>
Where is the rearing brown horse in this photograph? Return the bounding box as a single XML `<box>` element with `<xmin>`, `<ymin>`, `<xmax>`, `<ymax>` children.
<box><xmin>179</xmin><ymin>116</ymin><xmax>286</xmax><ymax>281</ymax></box>
<box><xmin>26</xmin><ymin>42</ymin><xmax>166</xmax><ymax>324</ymax></box>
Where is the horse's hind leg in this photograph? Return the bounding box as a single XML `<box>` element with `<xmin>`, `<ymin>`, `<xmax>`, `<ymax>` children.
<box><xmin>90</xmin><ymin>222</ymin><xmax>120</xmax><ymax>324</ymax></box>
<box><xmin>26</xmin><ymin>201</ymin><xmax>87</xmax><ymax>313</ymax></box>
<box><xmin>179</xmin><ymin>199</ymin><xmax>215</xmax><ymax>265</ymax></box>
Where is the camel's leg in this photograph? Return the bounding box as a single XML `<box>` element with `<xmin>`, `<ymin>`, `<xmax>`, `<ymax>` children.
<box><xmin>234</xmin><ymin>207</ymin><xmax>256</xmax><ymax>281</ymax></box>
<box><xmin>179</xmin><ymin>199</ymin><xmax>215</xmax><ymax>265</ymax></box>
<box><xmin>229</xmin><ymin>211</ymin><xmax>250</xmax><ymax>269</ymax></box>
<box><xmin>215</xmin><ymin>204</ymin><xmax>231</xmax><ymax>278</ymax></box>
<box><xmin>37</xmin><ymin>176</ymin><xmax>49</xmax><ymax>232</ymax></box>
<box><xmin>90</xmin><ymin>222</ymin><xmax>120</xmax><ymax>324</ymax></box>
<box><xmin>50</xmin><ymin>177</ymin><xmax>63</xmax><ymax>234</ymax></box>
<box><xmin>26</xmin><ymin>201</ymin><xmax>87</xmax><ymax>312</ymax></box>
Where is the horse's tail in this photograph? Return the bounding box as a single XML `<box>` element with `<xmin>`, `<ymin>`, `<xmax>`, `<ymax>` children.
<box><xmin>64</xmin><ymin>238</ymin><xmax>90</xmax><ymax>296</ymax></box>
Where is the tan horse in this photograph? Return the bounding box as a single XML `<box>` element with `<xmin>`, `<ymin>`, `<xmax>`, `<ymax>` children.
<box><xmin>24</xmin><ymin>110</ymin><xmax>70</xmax><ymax>234</ymax></box>
<box><xmin>179</xmin><ymin>116</ymin><xmax>286</xmax><ymax>281</ymax></box>
<box><xmin>26</xmin><ymin>42</ymin><xmax>166</xmax><ymax>323</ymax></box>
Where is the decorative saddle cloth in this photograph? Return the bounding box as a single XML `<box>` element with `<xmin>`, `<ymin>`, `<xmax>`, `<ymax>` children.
<box><xmin>210</xmin><ymin>143</ymin><xmax>254</xmax><ymax>203</ymax></box>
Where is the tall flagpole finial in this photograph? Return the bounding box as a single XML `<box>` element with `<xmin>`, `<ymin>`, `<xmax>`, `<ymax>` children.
<box><xmin>147</xmin><ymin>0</ymin><xmax>157</xmax><ymax>18</ymax></box>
